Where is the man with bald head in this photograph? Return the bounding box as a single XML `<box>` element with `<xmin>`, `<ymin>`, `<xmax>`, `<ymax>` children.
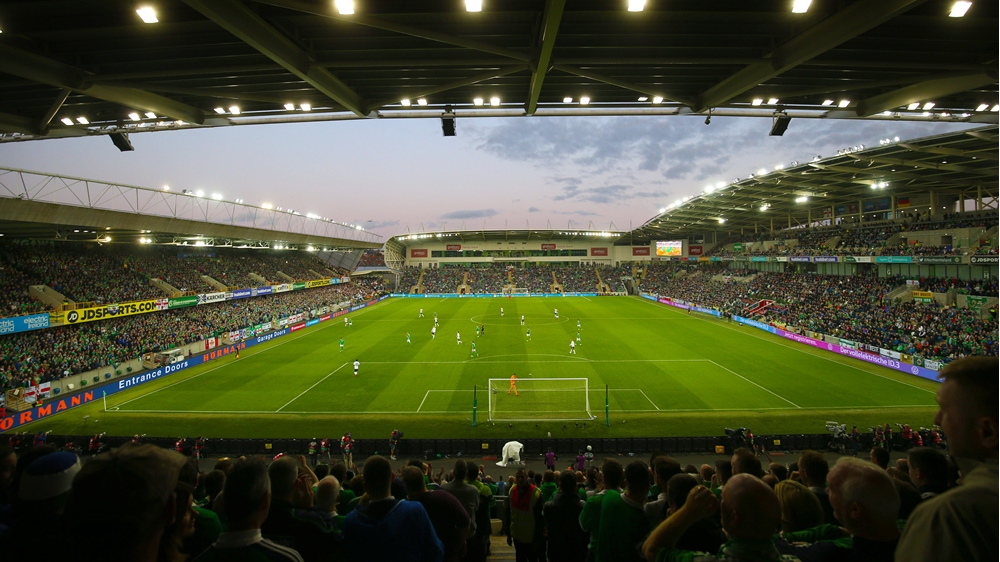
<box><xmin>776</xmin><ymin>457</ymin><xmax>900</xmax><ymax>561</ymax></box>
<box><xmin>896</xmin><ymin>356</ymin><xmax>998</xmax><ymax>562</ymax></box>
<box><xmin>642</xmin><ymin>474</ymin><xmax>794</xmax><ymax>562</ymax></box>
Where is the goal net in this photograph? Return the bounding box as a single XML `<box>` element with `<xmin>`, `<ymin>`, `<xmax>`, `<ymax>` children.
<box><xmin>487</xmin><ymin>378</ymin><xmax>592</xmax><ymax>422</ymax></box>
<box><xmin>501</xmin><ymin>287</ymin><xmax>530</xmax><ymax>296</ymax></box>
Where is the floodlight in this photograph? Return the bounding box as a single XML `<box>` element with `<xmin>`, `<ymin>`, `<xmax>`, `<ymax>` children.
<box><xmin>136</xmin><ymin>7</ymin><xmax>158</xmax><ymax>23</ymax></box>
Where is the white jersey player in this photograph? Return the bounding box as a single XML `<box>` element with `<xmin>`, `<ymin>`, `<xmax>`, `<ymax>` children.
<box><xmin>569</xmin><ymin>340</ymin><xmax>576</xmax><ymax>354</ymax></box>
<box><xmin>500</xmin><ymin>307</ymin><xmax>504</xmax><ymax>317</ymax></box>
<box><xmin>353</xmin><ymin>359</ymin><xmax>360</xmax><ymax>376</ymax></box>
<box><xmin>419</xmin><ymin>308</ymin><xmax>424</xmax><ymax>318</ymax></box>
<box><xmin>520</xmin><ymin>315</ymin><xmax>525</xmax><ymax>326</ymax></box>
<box><xmin>431</xmin><ymin>326</ymin><xmax>437</xmax><ymax>339</ymax></box>
<box><xmin>554</xmin><ymin>308</ymin><xmax>559</xmax><ymax>319</ymax></box>
<box><xmin>457</xmin><ymin>332</ymin><xmax>462</xmax><ymax>345</ymax></box>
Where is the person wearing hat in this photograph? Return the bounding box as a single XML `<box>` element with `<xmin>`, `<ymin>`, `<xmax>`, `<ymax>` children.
<box><xmin>0</xmin><ymin>451</ymin><xmax>82</xmax><ymax>558</ymax></box>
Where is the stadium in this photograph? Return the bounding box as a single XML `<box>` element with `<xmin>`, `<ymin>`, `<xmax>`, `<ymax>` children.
<box><xmin>0</xmin><ymin>2</ymin><xmax>997</xmax><ymax>562</ymax></box>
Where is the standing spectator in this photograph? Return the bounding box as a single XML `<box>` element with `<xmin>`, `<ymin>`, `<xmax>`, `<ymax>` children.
<box><xmin>545</xmin><ymin>448</ymin><xmax>557</xmax><ymax>472</ymax></box>
<box><xmin>440</xmin><ymin>460</ymin><xmax>480</xmax><ymax>542</ymax></box>
<box><xmin>194</xmin><ymin>459</ymin><xmax>303</xmax><ymax>562</ymax></box>
<box><xmin>465</xmin><ymin>459</ymin><xmax>492</xmax><ymax>562</ymax></box>
<box><xmin>0</xmin><ymin>444</ymin><xmax>15</xmax><ymax>506</ymax></box>
<box><xmin>645</xmin><ymin>457</ymin><xmax>683</xmax><ymax>526</ymax></box>
<box><xmin>390</xmin><ymin>429</ymin><xmax>403</xmax><ymax>461</ymax></box>
<box><xmin>261</xmin><ymin>458</ymin><xmax>341</xmax><ymax>562</ymax></box>
<box><xmin>61</xmin><ymin>443</ymin><xmax>188</xmax><ymax>562</ymax></box>
<box><xmin>402</xmin><ymin>465</ymin><xmax>470</xmax><ymax>562</ymax></box>
<box><xmin>543</xmin><ymin>470</ymin><xmax>589</xmax><ymax>562</ymax></box>
<box><xmin>798</xmin><ymin>451</ymin><xmax>837</xmax><ymax>525</ymax></box>
<box><xmin>598</xmin><ymin>460</ymin><xmax>652</xmax><ymax>562</ymax></box>
<box><xmin>581</xmin><ymin>458</ymin><xmax>624</xmax><ymax>562</ymax></box>
<box><xmin>539</xmin><ymin>470</ymin><xmax>559</xmax><ymax>503</ymax></box>
<box><xmin>906</xmin><ymin>447</ymin><xmax>949</xmax><ymax>500</ymax></box>
<box><xmin>897</xmin><ymin>357</ymin><xmax>999</xmax><ymax>562</ymax></box>
<box><xmin>778</xmin><ymin>457</ymin><xmax>901</xmax><ymax>561</ymax></box>
<box><xmin>0</xmin><ymin>451</ymin><xmax>81</xmax><ymax>560</ymax></box>
<box><xmin>315</xmin><ymin>476</ymin><xmax>341</xmax><ymax>519</ymax></box>
<box><xmin>642</xmin><ymin>474</ymin><xmax>783</xmax><ymax>562</ymax></box>
<box><xmin>330</xmin><ymin>463</ymin><xmax>355</xmax><ymax>516</ymax></box>
<box><xmin>664</xmin><ymin>474</ymin><xmax>726</xmax><ymax>554</ymax></box>
<box><xmin>343</xmin><ymin>456</ymin><xmax>443</xmax><ymax>562</ymax></box>
<box><xmin>506</xmin><ymin>468</ymin><xmax>543</xmax><ymax>562</ymax></box>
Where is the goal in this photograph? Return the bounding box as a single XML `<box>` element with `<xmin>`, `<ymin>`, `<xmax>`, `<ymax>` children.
<box><xmin>501</xmin><ymin>287</ymin><xmax>530</xmax><ymax>296</ymax></box>
<box><xmin>487</xmin><ymin>378</ymin><xmax>592</xmax><ymax>422</ymax></box>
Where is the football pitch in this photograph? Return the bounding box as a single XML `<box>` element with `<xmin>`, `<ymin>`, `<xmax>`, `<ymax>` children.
<box><xmin>26</xmin><ymin>296</ymin><xmax>940</xmax><ymax>439</ymax></box>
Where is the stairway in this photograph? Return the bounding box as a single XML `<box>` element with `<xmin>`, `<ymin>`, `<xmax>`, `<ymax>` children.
<box><xmin>411</xmin><ymin>270</ymin><xmax>425</xmax><ymax>293</ymax></box>
<box><xmin>488</xmin><ymin>536</ymin><xmax>516</xmax><ymax>561</ymax></box>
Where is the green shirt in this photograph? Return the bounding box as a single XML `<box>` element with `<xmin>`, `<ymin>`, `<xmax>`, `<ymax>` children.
<box><xmin>597</xmin><ymin>492</ymin><xmax>650</xmax><ymax>562</ymax></box>
<box><xmin>539</xmin><ymin>482</ymin><xmax>559</xmax><ymax>503</ymax></box>
<box><xmin>657</xmin><ymin>537</ymin><xmax>801</xmax><ymax>562</ymax></box>
<box><xmin>580</xmin><ymin>490</ymin><xmax>614</xmax><ymax>555</ymax></box>
<box><xmin>338</xmin><ymin>489</ymin><xmax>357</xmax><ymax>515</ymax></box>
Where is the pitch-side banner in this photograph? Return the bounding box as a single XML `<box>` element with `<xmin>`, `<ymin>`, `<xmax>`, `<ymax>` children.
<box><xmin>63</xmin><ymin>300</ymin><xmax>159</xmax><ymax>325</ymax></box>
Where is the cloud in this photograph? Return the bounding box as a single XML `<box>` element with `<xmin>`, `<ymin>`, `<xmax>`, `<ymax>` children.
<box><xmin>527</xmin><ymin>207</ymin><xmax>541</xmax><ymax>212</ymax></box>
<box><xmin>364</xmin><ymin>219</ymin><xmax>400</xmax><ymax>229</ymax></box>
<box><xmin>440</xmin><ymin>208</ymin><xmax>499</xmax><ymax>219</ymax></box>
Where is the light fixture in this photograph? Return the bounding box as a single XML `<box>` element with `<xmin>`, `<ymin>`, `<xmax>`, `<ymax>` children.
<box><xmin>284</xmin><ymin>103</ymin><xmax>295</xmax><ymax>111</ymax></box>
<box><xmin>758</xmin><ymin>168</ymin><xmax>768</xmax><ymax>175</ymax></box>
<box><xmin>717</xmin><ymin>218</ymin><xmax>726</xmax><ymax>224</ymax></box>
<box><xmin>637</xmin><ymin>96</ymin><xmax>648</xmax><ymax>101</ymax></box>
<box><xmin>262</xmin><ymin>203</ymin><xmax>273</xmax><ymax>209</ymax></box>
<box><xmin>760</xmin><ymin>204</ymin><xmax>770</xmax><ymax>211</ymax></box>
<box><xmin>195</xmin><ymin>190</ymin><xmax>204</xmax><ymax>197</ymax></box>
<box><xmin>490</xmin><ymin>96</ymin><xmax>501</xmax><ymax>106</ymax></box>
<box><xmin>976</xmin><ymin>103</ymin><xmax>989</xmax><ymax>111</ymax></box>
<box><xmin>751</xmin><ymin>98</ymin><xmax>763</xmax><ymax>106</ymax></box>
<box><xmin>949</xmin><ymin>1</ymin><xmax>972</xmax><ymax>17</ymax></box>
<box><xmin>214</xmin><ymin>107</ymin><xmax>226</xmax><ymax>114</ymax></box>
<box><xmin>792</xmin><ymin>0</ymin><xmax>812</xmax><ymax>13</ymax></box>
<box><xmin>163</xmin><ymin>185</ymin><xmax>170</xmax><ymax>191</ymax></box>
<box><xmin>563</xmin><ymin>97</ymin><xmax>573</xmax><ymax>103</ymax></box>
<box><xmin>400</xmin><ymin>99</ymin><xmax>411</xmax><ymax>106</ymax></box>
<box><xmin>907</xmin><ymin>102</ymin><xmax>920</xmax><ymax>110</ymax></box>
<box><xmin>628</xmin><ymin>0</ymin><xmax>646</xmax><ymax>12</ymax></box>
<box><xmin>580</xmin><ymin>96</ymin><xmax>590</xmax><ymax>105</ymax></box>
<box><xmin>229</xmin><ymin>106</ymin><xmax>240</xmax><ymax>115</ymax></box>
<box><xmin>128</xmin><ymin>112</ymin><xmax>141</xmax><ymax>121</ymax></box>
<box><xmin>300</xmin><ymin>103</ymin><xmax>311</xmax><ymax>112</ymax></box>
<box><xmin>652</xmin><ymin>96</ymin><xmax>663</xmax><ymax>104</ymax></box>
<box><xmin>838</xmin><ymin>100</ymin><xmax>850</xmax><ymax>108</ymax></box>
<box><xmin>465</xmin><ymin>0</ymin><xmax>482</xmax><ymax>12</ymax></box>
<box><xmin>144</xmin><ymin>112</ymin><xmax>156</xmax><ymax>119</ymax></box>
<box><xmin>473</xmin><ymin>97</ymin><xmax>484</xmax><ymax>106</ymax></box>
<box><xmin>767</xmin><ymin>98</ymin><xmax>779</xmax><ymax>105</ymax></box>
<box><xmin>795</xmin><ymin>196</ymin><xmax>809</xmax><ymax>203</ymax></box>
<box><xmin>821</xmin><ymin>100</ymin><xmax>834</xmax><ymax>106</ymax></box>
<box><xmin>923</xmin><ymin>102</ymin><xmax>935</xmax><ymax>110</ymax></box>
<box><xmin>335</xmin><ymin>0</ymin><xmax>355</xmax><ymax>15</ymax></box>
<box><xmin>992</xmin><ymin>105</ymin><xmax>1000</xmax><ymax>112</ymax></box>
<box><xmin>211</xmin><ymin>193</ymin><xmax>223</xmax><ymax>200</ymax></box>
<box><xmin>60</xmin><ymin>117</ymin><xmax>74</xmax><ymax>126</ymax></box>
<box><xmin>76</xmin><ymin>117</ymin><xmax>89</xmax><ymax>124</ymax></box>
<box><xmin>136</xmin><ymin>6</ymin><xmax>158</xmax><ymax>23</ymax></box>
<box><xmin>417</xmin><ymin>98</ymin><xmax>428</xmax><ymax>106</ymax></box>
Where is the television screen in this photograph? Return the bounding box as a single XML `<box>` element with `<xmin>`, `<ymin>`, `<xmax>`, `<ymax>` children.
<box><xmin>655</xmin><ymin>240</ymin><xmax>683</xmax><ymax>257</ymax></box>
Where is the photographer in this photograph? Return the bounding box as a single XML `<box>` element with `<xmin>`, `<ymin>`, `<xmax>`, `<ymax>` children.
<box><xmin>389</xmin><ymin>429</ymin><xmax>403</xmax><ymax>461</ymax></box>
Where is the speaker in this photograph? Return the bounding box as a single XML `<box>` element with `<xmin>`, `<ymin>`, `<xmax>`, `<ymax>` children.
<box><xmin>769</xmin><ymin>115</ymin><xmax>791</xmax><ymax>137</ymax></box>
<box><xmin>441</xmin><ymin>114</ymin><xmax>456</xmax><ymax>136</ymax></box>
<box><xmin>110</xmin><ymin>131</ymin><xmax>134</xmax><ymax>151</ymax></box>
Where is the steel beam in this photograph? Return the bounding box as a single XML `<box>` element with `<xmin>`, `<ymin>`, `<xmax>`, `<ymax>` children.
<box><xmin>254</xmin><ymin>0</ymin><xmax>532</xmax><ymax>62</ymax></box>
<box><xmin>526</xmin><ymin>0</ymin><xmax>566</xmax><ymax>115</ymax></box>
<box><xmin>0</xmin><ymin>43</ymin><xmax>206</xmax><ymax>125</ymax></box>
<box><xmin>897</xmin><ymin>143</ymin><xmax>999</xmax><ymax>161</ymax></box>
<box><xmin>183</xmin><ymin>0</ymin><xmax>369</xmax><ymax>116</ymax></box>
<box><xmin>0</xmin><ymin>112</ymin><xmax>41</xmax><ymax>135</ymax></box>
<box><xmin>694</xmin><ymin>0</ymin><xmax>922</xmax><ymax>112</ymax></box>
<box><xmin>856</xmin><ymin>72</ymin><xmax>998</xmax><ymax>116</ymax></box>
<box><xmin>552</xmin><ymin>65</ymin><xmax>695</xmax><ymax>107</ymax></box>
<box><xmin>369</xmin><ymin>65</ymin><xmax>528</xmax><ymax>110</ymax></box>
<box><xmin>846</xmin><ymin>154</ymin><xmax>990</xmax><ymax>176</ymax></box>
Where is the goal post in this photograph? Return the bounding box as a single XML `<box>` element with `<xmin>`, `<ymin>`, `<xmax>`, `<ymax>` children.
<box><xmin>487</xmin><ymin>378</ymin><xmax>593</xmax><ymax>422</ymax></box>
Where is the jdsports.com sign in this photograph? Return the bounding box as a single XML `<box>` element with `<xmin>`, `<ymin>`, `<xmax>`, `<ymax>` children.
<box><xmin>64</xmin><ymin>300</ymin><xmax>159</xmax><ymax>325</ymax></box>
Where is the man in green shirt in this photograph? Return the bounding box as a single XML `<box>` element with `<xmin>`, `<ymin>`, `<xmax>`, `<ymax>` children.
<box><xmin>597</xmin><ymin>460</ymin><xmax>651</xmax><ymax>562</ymax></box>
<box><xmin>580</xmin><ymin>458</ymin><xmax>623</xmax><ymax>561</ymax></box>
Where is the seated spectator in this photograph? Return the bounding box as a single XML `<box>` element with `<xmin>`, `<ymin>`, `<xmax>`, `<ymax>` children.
<box><xmin>905</xmin><ymin>448</ymin><xmax>949</xmax><ymax>500</ymax></box>
<box><xmin>798</xmin><ymin>451</ymin><xmax>837</xmax><ymax>525</ymax></box>
<box><xmin>870</xmin><ymin>447</ymin><xmax>890</xmax><ymax>470</ymax></box>
<box><xmin>505</xmin><ymin>468</ymin><xmax>544</xmax><ymax>561</ymax></box>
<box><xmin>897</xmin><ymin>357</ymin><xmax>999</xmax><ymax>562</ymax></box>
<box><xmin>642</xmin><ymin>474</ymin><xmax>783</xmax><ymax>562</ymax></box>
<box><xmin>580</xmin><ymin>458</ymin><xmax>624</xmax><ymax>560</ymax></box>
<box><xmin>61</xmin><ymin>443</ymin><xmax>187</xmax><ymax>562</ymax></box>
<box><xmin>777</xmin><ymin>457</ymin><xmax>900</xmax><ymax>562</ymax></box>
<box><xmin>542</xmin><ymin>470</ymin><xmax>589</xmax><ymax>562</ymax></box>
<box><xmin>646</xmin><ymin>457</ymin><xmax>683</xmax><ymax>525</ymax></box>
<box><xmin>598</xmin><ymin>460</ymin><xmax>652</xmax><ymax>562</ymax></box>
<box><xmin>665</xmin><ymin>473</ymin><xmax>726</xmax><ymax>555</ymax></box>
<box><xmin>195</xmin><ymin>458</ymin><xmax>303</xmax><ymax>561</ymax></box>
<box><xmin>344</xmin><ymin>456</ymin><xmax>443</xmax><ymax>562</ymax></box>
<box><xmin>402</xmin><ymin>465</ymin><xmax>470</xmax><ymax>562</ymax></box>
<box><xmin>262</xmin><ymin>457</ymin><xmax>340</xmax><ymax>562</ymax></box>
<box><xmin>774</xmin><ymin>480</ymin><xmax>825</xmax><ymax>533</ymax></box>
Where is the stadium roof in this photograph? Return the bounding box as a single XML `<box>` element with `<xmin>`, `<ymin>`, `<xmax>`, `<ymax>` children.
<box><xmin>1</xmin><ymin>0</ymin><xmax>997</xmax><ymax>144</ymax></box>
<box><xmin>0</xmin><ymin>166</ymin><xmax>382</xmax><ymax>249</ymax></box>
<box><xmin>633</xmin><ymin>125</ymin><xmax>999</xmax><ymax>239</ymax></box>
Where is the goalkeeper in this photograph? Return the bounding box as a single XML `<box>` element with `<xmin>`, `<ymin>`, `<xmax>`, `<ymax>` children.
<box><xmin>508</xmin><ymin>373</ymin><xmax>519</xmax><ymax>396</ymax></box>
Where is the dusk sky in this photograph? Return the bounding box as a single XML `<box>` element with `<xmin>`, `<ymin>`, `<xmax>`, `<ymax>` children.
<box><xmin>0</xmin><ymin>116</ymin><xmax>977</xmax><ymax>240</ymax></box>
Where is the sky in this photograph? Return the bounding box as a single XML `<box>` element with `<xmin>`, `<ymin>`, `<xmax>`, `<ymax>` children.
<box><xmin>0</xmin><ymin>115</ymin><xmax>979</xmax><ymax>241</ymax></box>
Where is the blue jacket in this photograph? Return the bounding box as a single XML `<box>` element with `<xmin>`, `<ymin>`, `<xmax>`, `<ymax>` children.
<box><xmin>344</xmin><ymin>498</ymin><xmax>444</xmax><ymax>562</ymax></box>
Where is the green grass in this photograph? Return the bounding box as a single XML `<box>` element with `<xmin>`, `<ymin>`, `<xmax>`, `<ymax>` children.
<box><xmin>26</xmin><ymin>296</ymin><xmax>940</xmax><ymax>439</ymax></box>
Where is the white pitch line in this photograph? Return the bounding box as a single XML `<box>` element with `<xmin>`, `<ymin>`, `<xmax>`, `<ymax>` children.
<box><xmin>637</xmin><ymin>389</ymin><xmax>661</xmax><ymax>411</ymax></box>
<box><xmin>636</xmin><ymin>296</ymin><xmax>936</xmax><ymax>395</ymax></box>
<box><xmin>276</xmin><ymin>363</ymin><xmax>347</xmax><ymax>412</ymax></box>
<box><xmin>709</xmin><ymin>360</ymin><xmax>801</xmax><ymax>409</ymax></box>
<box><xmin>416</xmin><ymin>390</ymin><xmax>431</xmax><ymax>413</ymax></box>
<box><xmin>115</xmin><ymin>403</ymin><xmax>936</xmax><ymax>416</ymax></box>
